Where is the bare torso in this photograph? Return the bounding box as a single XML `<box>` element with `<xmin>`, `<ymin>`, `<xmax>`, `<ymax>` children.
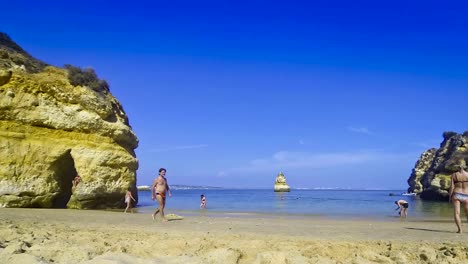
<box><xmin>452</xmin><ymin>170</ymin><xmax>468</xmax><ymax>194</ymax></box>
<box><xmin>154</xmin><ymin>176</ymin><xmax>168</xmax><ymax>194</ymax></box>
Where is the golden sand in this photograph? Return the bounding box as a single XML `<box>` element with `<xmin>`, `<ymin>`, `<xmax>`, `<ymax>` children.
<box><xmin>0</xmin><ymin>208</ymin><xmax>467</xmax><ymax>263</ymax></box>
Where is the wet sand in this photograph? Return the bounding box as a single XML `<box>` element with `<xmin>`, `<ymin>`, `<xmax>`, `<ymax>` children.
<box><xmin>0</xmin><ymin>208</ymin><xmax>467</xmax><ymax>263</ymax></box>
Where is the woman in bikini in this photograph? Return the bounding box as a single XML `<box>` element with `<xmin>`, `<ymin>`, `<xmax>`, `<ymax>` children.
<box><xmin>449</xmin><ymin>162</ymin><xmax>468</xmax><ymax>233</ymax></box>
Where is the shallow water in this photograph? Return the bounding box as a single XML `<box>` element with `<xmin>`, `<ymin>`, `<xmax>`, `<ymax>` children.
<box><xmin>136</xmin><ymin>189</ymin><xmax>454</xmax><ymax>220</ymax></box>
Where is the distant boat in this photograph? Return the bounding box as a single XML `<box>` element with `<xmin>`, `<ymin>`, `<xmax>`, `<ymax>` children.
<box><xmin>401</xmin><ymin>192</ymin><xmax>417</xmax><ymax>196</ymax></box>
<box><xmin>137</xmin><ymin>185</ymin><xmax>151</xmax><ymax>191</ymax></box>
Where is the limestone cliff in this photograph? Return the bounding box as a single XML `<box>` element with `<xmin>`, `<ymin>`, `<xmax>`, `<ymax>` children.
<box><xmin>407</xmin><ymin>131</ymin><xmax>468</xmax><ymax>201</ymax></box>
<box><xmin>407</xmin><ymin>148</ymin><xmax>437</xmax><ymax>193</ymax></box>
<box><xmin>274</xmin><ymin>172</ymin><xmax>290</xmax><ymax>192</ymax></box>
<box><xmin>0</xmin><ymin>33</ymin><xmax>139</xmax><ymax>209</ymax></box>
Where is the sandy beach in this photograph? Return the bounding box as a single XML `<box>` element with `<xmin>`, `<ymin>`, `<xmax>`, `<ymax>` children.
<box><xmin>0</xmin><ymin>208</ymin><xmax>467</xmax><ymax>264</ymax></box>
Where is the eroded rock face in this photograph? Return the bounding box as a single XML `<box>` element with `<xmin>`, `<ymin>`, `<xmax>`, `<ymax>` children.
<box><xmin>407</xmin><ymin>148</ymin><xmax>437</xmax><ymax>193</ymax></box>
<box><xmin>0</xmin><ymin>69</ymin><xmax>12</xmax><ymax>86</ymax></box>
<box><xmin>0</xmin><ymin>33</ymin><xmax>138</xmax><ymax>209</ymax></box>
<box><xmin>274</xmin><ymin>172</ymin><xmax>290</xmax><ymax>192</ymax></box>
<box><xmin>407</xmin><ymin>132</ymin><xmax>468</xmax><ymax>201</ymax></box>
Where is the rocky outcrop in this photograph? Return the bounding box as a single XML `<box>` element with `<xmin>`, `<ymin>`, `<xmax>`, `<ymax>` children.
<box><xmin>274</xmin><ymin>172</ymin><xmax>290</xmax><ymax>192</ymax></box>
<box><xmin>0</xmin><ymin>33</ymin><xmax>139</xmax><ymax>209</ymax></box>
<box><xmin>407</xmin><ymin>132</ymin><xmax>468</xmax><ymax>201</ymax></box>
<box><xmin>0</xmin><ymin>33</ymin><xmax>47</xmax><ymax>73</ymax></box>
<box><xmin>407</xmin><ymin>148</ymin><xmax>437</xmax><ymax>193</ymax></box>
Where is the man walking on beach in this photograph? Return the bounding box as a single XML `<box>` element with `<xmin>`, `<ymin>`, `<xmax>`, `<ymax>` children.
<box><xmin>151</xmin><ymin>168</ymin><xmax>172</xmax><ymax>221</ymax></box>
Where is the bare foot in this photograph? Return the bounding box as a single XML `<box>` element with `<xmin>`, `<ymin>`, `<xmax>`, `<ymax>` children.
<box><xmin>456</xmin><ymin>230</ymin><xmax>462</xmax><ymax>234</ymax></box>
<box><xmin>152</xmin><ymin>209</ymin><xmax>160</xmax><ymax>220</ymax></box>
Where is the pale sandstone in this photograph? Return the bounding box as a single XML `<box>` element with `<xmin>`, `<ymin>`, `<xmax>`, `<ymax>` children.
<box><xmin>0</xmin><ymin>34</ymin><xmax>138</xmax><ymax>209</ymax></box>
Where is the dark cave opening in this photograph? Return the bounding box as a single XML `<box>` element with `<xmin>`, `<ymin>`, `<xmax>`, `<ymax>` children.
<box><xmin>51</xmin><ymin>150</ymin><xmax>77</xmax><ymax>208</ymax></box>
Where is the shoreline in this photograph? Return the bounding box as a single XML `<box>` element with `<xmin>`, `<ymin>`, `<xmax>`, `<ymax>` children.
<box><xmin>135</xmin><ymin>189</ymin><xmax>455</xmax><ymax>222</ymax></box>
<box><xmin>127</xmin><ymin>206</ymin><xmax>456</xmax><ymax>223</ymax></box>
<box><xmin>1</xmin><ymin>208</ymin><xmax>467</xmax><ymax>263</ymax></box>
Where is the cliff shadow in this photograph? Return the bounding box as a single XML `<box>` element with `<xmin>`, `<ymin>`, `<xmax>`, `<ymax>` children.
<box><xmin>50</xmin><ymin>149</ymin><xmax>77</xmax><ymax>208</ymax></box>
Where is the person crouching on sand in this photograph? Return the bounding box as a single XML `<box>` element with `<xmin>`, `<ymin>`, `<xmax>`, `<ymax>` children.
<box><xmin>200</xmin><ymin>194</ymin><xmax>207</xmax><ymax>209</ymax></box>
<box><xmin>124</xmin><ymin>188</ymin><xmax>136</xmax><ymax>213</ymax></box>
<box><xmin>395</xmin><ymin>200</ymin><xmax>409</xmax><ymax>218</ymax></box>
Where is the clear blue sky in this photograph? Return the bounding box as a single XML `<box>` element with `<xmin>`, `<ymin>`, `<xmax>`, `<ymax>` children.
<box><xmin>2</xmin><ymin>1</ymin><xmax>467</xmax><ymax>189</ymax></box>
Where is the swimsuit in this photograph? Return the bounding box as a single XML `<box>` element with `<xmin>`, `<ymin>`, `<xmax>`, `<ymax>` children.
<box><xmin>453</xmin><ymin>173</ymin><xmax>468</xmax><ymax>184</ymax></box>
<box><xmin>156</xmin><ymin>192</ymin><xmax>166</xmax><ymax>200</ymax></box>
<box><xmin>402</xmin><ymin>203</ymin><xmax>409</xmax><ymax>209</ymax></box>
<box><xmin>452</xmin><ymin>177</ymin><xmax>468</xmax><ymax>202</ymax></box>
<box><xmin>452</xmin><ymin>192</ymin><xmax>468</xmax><ymax>202</ymax></box>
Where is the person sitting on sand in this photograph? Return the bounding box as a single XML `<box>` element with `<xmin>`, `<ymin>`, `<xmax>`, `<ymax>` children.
<box><xmin>449</xmin><ymin>162</ymin><xmax>468</xmax><ymax>233</ymax></box>
<box><xmin>395</xmin><ymin>200</ymin><xmax>409</xmax><ymax>218</ymax></box>
<box><xmin>72</xmin><ymin>175</ymin><xmax>81</xmax><ymax>188</ymax></box>
<box><xmin>200</xmin><ymin>194</ymin><xmax>207</xmax><ymax>209</ymax></box>
<box><xmin>151</xmin><ymin>168</ymin><xmax>172</xmax><ymax>221</ymax></box>
<box><xmin>124</xmin><ymin>188</ymin><xmax>136</xmax><ymax>213</ymax></box>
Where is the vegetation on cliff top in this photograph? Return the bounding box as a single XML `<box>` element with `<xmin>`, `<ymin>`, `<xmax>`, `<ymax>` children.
<box><xmin>0</xmin><ymin>32</ymin><xmax>109</xmax><ymax>94</ymax></box>
<box><xmin>64</xmin><ymin>64</ymin><xmax>110</xmax><ymax>93</ymax></box>
<box><xmin>0</xmin><ymin>33</ymin><xmax>47</xmax><ymax>73</ymax></box>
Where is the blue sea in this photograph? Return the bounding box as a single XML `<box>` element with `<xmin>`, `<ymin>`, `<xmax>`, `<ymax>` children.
<box><xmin>135</xmin><ymin>189</ymin><xmax>454</xmax><ymax>220</ymax></box>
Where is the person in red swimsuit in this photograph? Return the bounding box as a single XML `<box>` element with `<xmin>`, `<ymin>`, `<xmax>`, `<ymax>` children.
<box><xmin>151</xmin><ymin>168</ymin><xmax>172</xmax><ymax>221</ymax></box>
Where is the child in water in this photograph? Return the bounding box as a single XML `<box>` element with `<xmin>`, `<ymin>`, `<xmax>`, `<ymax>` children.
<box><xmin>200</xmin><ymin>194</ymin><xmax>207</xmax><ymax>209</ymax></box>
<box><xmin>124</xmin><ymin>188</ymin><xmax>136</xmax><ymax>213</ymax></box>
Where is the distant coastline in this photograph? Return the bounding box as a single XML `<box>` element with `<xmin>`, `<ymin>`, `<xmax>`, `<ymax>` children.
<box><xmin>292</xmin><ymin>187</ymin><xmax>403</xmax><ymax>191</ymax></box>
<box><xmin>137</xmin><ymin>185</ymin><xmax>222</xmax><ymax>191</ymax></box>
<box><xmin>136</xmin><ymin>186</ymin><xmax>404</xmax><ymax>191</ymax></box>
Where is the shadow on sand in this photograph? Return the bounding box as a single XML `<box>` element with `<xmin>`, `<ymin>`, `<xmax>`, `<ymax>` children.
<box><xmin>167</xmin><ymin>218</ymin><xmax>183</xmax><ymax>221</ymax></box>
<box><xmin>405</xmin><ymin>227</ymin><xmax>454</xmax><ymax>234</ymax></box>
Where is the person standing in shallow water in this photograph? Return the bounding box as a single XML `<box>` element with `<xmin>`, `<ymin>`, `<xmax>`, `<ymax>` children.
<box><xmin>200</xmin><ymin>194</ymin><xmax>207</xmax><ymax>209</ymax></box>
<box><xmin>395</xmin><ymin>199</ymin><xmax>409</xmax><ymax>218</ymax></box>
<box><xmin>449</xmin><ymin>162</ymin><xmax>468</xmax><ymax>233</ymax></box>
<box><xmin>151</xmin><ymin>168</ymin><xmax>172</xmax><ymax>221</ymax></box>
